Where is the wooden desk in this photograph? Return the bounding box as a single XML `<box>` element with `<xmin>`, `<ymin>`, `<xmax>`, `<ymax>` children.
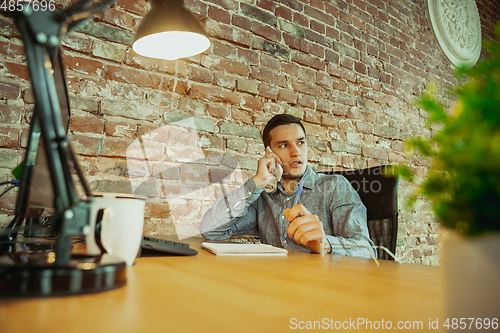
<box><xmin>0</xmin><ymin>238</ymin><xmax>444</xmax><ymax>333</ymax></box>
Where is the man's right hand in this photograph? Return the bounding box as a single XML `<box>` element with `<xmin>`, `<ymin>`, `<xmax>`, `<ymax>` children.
<box><xmin>253</xmin><ymin>147</ymin><xmax>282</xmax><ymax>188</ymax></box>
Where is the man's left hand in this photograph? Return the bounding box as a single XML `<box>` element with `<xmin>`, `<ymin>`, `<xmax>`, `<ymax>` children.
<box><xmin>283</xmin><ymin>204</ymin><xmax>329</xmax><ymax>254</ymax></box>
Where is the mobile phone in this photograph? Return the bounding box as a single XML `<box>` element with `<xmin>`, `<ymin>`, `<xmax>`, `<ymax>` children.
<box><xmin>267</xmin><ymin>147</ymin><xmax>282</xmax><ymax>182</ymax></box>
<box><xmin>274</xmin><ymin>163</ymin><xmax>283</xmax><ymax>182</ymax></box>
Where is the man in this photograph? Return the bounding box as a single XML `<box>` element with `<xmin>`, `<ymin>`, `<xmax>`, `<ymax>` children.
<box><xmin>200</xmin><ymin>114</ymin><xmax>376</xmax><ymax>258</ymax></box>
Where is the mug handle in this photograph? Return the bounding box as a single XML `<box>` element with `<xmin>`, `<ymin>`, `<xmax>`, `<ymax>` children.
<box><xmin>94</xmin><ymin>208</ymin><xmax>109</xmax><ymax>254</ymax></box>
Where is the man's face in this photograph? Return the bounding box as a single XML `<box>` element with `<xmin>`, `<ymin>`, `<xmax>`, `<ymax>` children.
<box><xmin>268</xmin><ymin>124</ymin><xmax>308</xmax><ymax>180</ymax></box>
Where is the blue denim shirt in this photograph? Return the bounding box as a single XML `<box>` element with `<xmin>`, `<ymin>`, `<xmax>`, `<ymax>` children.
<box><xmin>200</xmin><ymin>166</ymin><xmax>376</xmax><ymax>258</ymax></box>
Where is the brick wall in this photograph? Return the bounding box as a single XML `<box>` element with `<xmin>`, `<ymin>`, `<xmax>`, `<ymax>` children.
<box><xmin>0</xmin><ymin>0</ymin><xmax>498</xmax><ymax>264</ymax></box>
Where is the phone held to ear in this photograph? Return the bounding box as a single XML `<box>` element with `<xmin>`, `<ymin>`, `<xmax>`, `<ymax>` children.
<box><xmin>274</xmin><ymin>163</ymin><xmax>283</xmax><ymax>182</ymax></box>
<box><xmin>267</xmin><ymin>147</ymin><xmax>283</xmax><ymax>182</ymax></box>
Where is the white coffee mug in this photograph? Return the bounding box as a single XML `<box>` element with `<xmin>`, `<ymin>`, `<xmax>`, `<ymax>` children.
<box><xmin>86</xmin><ymin>193</ymin><xmax>146</xmax><ymax>266</ymax></box>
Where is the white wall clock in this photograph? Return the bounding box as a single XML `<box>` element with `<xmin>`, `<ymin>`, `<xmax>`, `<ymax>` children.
<box><xmin>426</xmin><ymin>0</ymin><xmax>482</xmax><ymax>69</ymax></box>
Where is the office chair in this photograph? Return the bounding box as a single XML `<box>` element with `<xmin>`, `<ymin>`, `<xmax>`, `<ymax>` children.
<box><xmin>321</xmin><ymin>165</ymin><xmax>399</xmax><ymax>260</ymax></box>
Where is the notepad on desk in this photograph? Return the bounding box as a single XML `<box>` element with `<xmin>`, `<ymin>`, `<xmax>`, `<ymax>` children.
<box><xmin>201</xmin><ymin>242</ymin><xmax>288</xmax><ymax>256</ymax></box>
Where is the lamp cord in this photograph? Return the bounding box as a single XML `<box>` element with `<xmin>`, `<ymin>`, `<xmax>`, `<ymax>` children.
<box><xmin>0</xmin><ymin>180</ymin><xmax>20</xmax><ymax>199</ymax></box>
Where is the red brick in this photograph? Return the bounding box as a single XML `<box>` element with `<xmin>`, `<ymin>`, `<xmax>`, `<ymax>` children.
<box><xmin>311</xmin><ymin>20</ymin><xmax>326</xmax><ymax>34</ymax></box>
<box><xmin>71</xmin><ymin>134</ymin><xmax>101</xmax><ymax>156</ymax></box>
<box><xmin>325</xmin><ymin>3</ymin><xmax>339</xmax><ymax>17</ymax></box>
<box><xmin>208</xmin><ymin>5</ymin><xmax>231</xmax><ymax>24</ymax></box>
<box><xmin>187</xmin><ymin>65</ymin><xmax>213</xmax><ymax>84</ymax></box>
<box><xmin>145</xmin><ymin>203</ymin><xmax>171</xmax><ymax>219</ymax></box>
<box><xmin>339</xmin><ymin>11</ymin><xmax>353</xmax><ymax>24</ymax></box>
<box><xmin>298</xmin><ymin>67</ymin><xmax>316</xmax><ymax>83</ymax></box>
<box><xmin>277</xmin><ymin>89</ymin><xmax>297</xmax><ymax>104</ymax></box>
<box><xmin>232</xmin><ymin>108</ymin><xmax>253</xmax><ymax>124</ymax></box>
<box><xmin>0</xmin><ymin>127</ymin><xmax>19</xmax><ymax>148</ymax></box>
<box><xmin>0</xmin><ymin>40</ymin><xmax>25</xmax><ymax>58</ymax></box>
<box><xmin>251</xmin><ymin>67</ymin><xmax>287</xmax><ymax>88</ymax></box>
<box><xmin>1</xmin><ymin>61</ymin><xmax>30</xmax><ymax>81</ymax></box>
<box><xmin>212</xmin><ymin>40</ymin><xmax>236</xmax><ymax>58</ymax></box>
<box><xmin>291</xmin><ymin>51</ymin><xmax>324</xmax><ymax>71</ymax></box>
<box><xmin>362</xmin><ymin>146</ymin><xmax>388</xmax><ymax>160</ymax></box>
<box><xmin>232</xmin><ymin>15</ymin><xmax>252</xmax><ymax>30</ymax></box>
<box><xmin>389</xmin><ymin>151</ymin><xmax>410</xmax><ymax>163</ymax></box>
<box><xmin>62</xmin><ymin>34</ymin><xmax>92</xmax><ymax>53</ymax></box>
<box><xmin>103</xmin><ymin>7</ymin><xmax>138</xmax><ymax>31</ymax></box>
<box><xmin>298</xmin><ymin>94</ymin><xmax>315</xmax><ymax>109</ymax></box>
<box><xmin>276</xmin><ymin>6</ymin><xmax>292</xmax><ymax>20</ymax></box>
<box><xmin>299</xmin><ymin>39</ymin><xmax>310</xmax><ymax>54</ymax></box>
<box><xmin>125</xmin><ymin>50</ymin><xmax>158</xmax><ymax>71</ymax></box>
<box><xmin>188</xmin><ymin>84</ymin><xmax>240</xmax><ymax>105</ymax></box>
<box><xmin>105</xmin><ymin>121</ymin><xmax>137</xmax><ymax>138</ymax></box>
<box><xmin>238</xmin><ymin>49</ymin><xmax>259</xmax><ymax>66</ymax></box>
<box><xmin>0</xmin><ymin>103</ymin><xmax>22</xmax><ymax>124</ymax></box>
<box><xmin>326</xmin><ymin>27</ymin><xmax>340</xmax><ymax>40</ymax></box>
<box><xmin>213</xmin><ymin>59</ymin><xmax>251</xmax><ymax>76</ymax></box>
<box><xmin>66</xmin><ymin>76</ymin><xmax>107</xmax><ymax>96</ymax></box>
<box><xmin>304</xmin><ymin>110</ymin><xmax>321</xmax><ymax>124</ymax></box>
<box><xmin>340</xmin><ymin>56</ymin><xmax>354</xmax><ymax>69</ymax></box>
<box><xmin>355</xmin><ymin>122</ymin><xmax>373</xmax><ymax>134</ymax></box>
<box><xmin>213</xmin><ymin>71</ymin><xmax>236</xmax><ymax>90</ymax></box>
<box><xmin>316</xmin><ymin>72</ymin><xmax>333</xmax><ymax>87</ymax></box>
<box><xmin>354</xmin><ymin>61</ymin><xmax>367</xmax><ymax>75</ymax></box>
<box><xmin>353</xmin><ymin>0</ymin><xmax>366</xmax><ymax>10</ymax></box>
<box><xmin>331</xmin><ymin>77</ymin><xmax>347</xmax><ymax>91</ymax></box>
<box><xmin>341</xmin><ymin>155</ymin><xmax>355</xmax><ymax>169</ymax></box>
<box><xmin>293</xmin><ymin>12</ymin><xmax>308</xmax><ymax>27</ymax></box>
<box><xmin>207</xmin><ymin>104</ymin><xmax>228</xmax><ymax>118</ymax></box>
<box><xmin>316</xmin><ymin>98</ymin><xmax>332</xmax><ymax>112</ymax></box>
<box><xmin>309</xmin><ymin>43</ymin><xmax>325</xmax><ymax>58</ymax></box>
<box><xmin>283</xmin><ymin>33</ymin><xmax>301</xmax><ymax>50</ymax></box>
<box><xmin>117</xmin><ymin>0</ymin><xmax>148</xmax><ymax>15</ymax></box>
<box><xmin>261</xmin><ymin>54</ymin><xmax>281</xmax><ymax>70</ymax></box>
<box><xmin>325</xmin><ymin>49</ymin><xmax>340</xmax><ymax>64</ymax></box>
<box><xmin>206</xmin><ymin>21</ymin><xmax>252</xmax><ymax>48</ymax></box>
<box><xmin>66</xmin><ymin>55</ymin><xmax>105</xmax><ymax>76</ymax></box>
<box><xmin>69</xmin><ymin>115</ymin><xmax>105</xmax><ymax>134</ymax></box>
<box><xmin>257</xmin><ymin>0</ymin><xmax>275</xmax><ymax>12</ymax></box>
<box><xmin>252</xmin><ymin>21</ymin><xmax>281</xmax><ymax>43</ymax></box>
<box><xmin>102</xmin><ymin>137</ymin><xmax>136</xmax><ymax>158</ymax></box>
<box><xmin>305</xmin><ymin>5</ymin><xmax>334</xmax><ymax>25</ymax></box>
<box><xmin>321</xmin><ymin>114</ymin><xmax>338</xmax><ymax>127</ymax></box>
<box><xmin>0</xmin><ymin>81</ymin><xmax>20</xmax><ymax>100</ymax></box>
<box><xmin>106</xmin><ymin>65</ymin><xmax>162</xmax><ymax>89</ymax></box>
<box><xmin>172</xmin><ymin>80</ymin><xmax>188</xmax><ymax>96</ymax></box>
<box><xmin>352</xmin><ymin>16</ymin><xmax>366</xmax><ymax>31</ymax></box>
<box><xmin>258</xmin><ymin>82</ymin><xmax>279</xmax><ymax>99</ymax></box>
<box><xmin>282</xmin><ymin>62</ymin><xmax>299</xmax><ymax>77</ymax></box>
<box><xmin>328</xmin><ymin>64</ymin><xmax>356</xmax><ymax>83</ymax></box>
<box><xmin>241</xmin><ymin>94</ymin><xmax>263</xmax><ymax>111</ymax></box>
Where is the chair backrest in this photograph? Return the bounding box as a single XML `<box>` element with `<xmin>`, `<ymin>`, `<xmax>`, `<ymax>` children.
<box><xmin>321</xmin><ymin>165</ymin><xmax>399</xmax><ymax>260</ymax></box>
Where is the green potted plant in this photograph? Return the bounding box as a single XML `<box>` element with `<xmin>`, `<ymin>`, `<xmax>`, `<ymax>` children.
<box><xmin>401</xmin><ymin>25</ymin><xmax>500</xmax><ymax>321</ymax></box>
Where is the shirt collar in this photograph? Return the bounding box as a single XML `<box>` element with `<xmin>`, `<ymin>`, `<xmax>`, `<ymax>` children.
<box><xmin>272</xmin><ymin>166</ymin><xmax>317</xmax><ymax>197</ymax></box>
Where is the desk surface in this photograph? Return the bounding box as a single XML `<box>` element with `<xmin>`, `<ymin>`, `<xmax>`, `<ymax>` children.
<box><xmin>0</xmin><ymin>238</ymin><xmax>444</xmax><ymax>333</ymax></box>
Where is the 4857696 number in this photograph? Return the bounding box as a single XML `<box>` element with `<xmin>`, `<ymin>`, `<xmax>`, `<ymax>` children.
<box><xmin>444</xmin><ymin>318</ymin><xmax>498</xmax><ymax>330</ymax></box>
<box><xmin>0</xmin><ymin>0</ymin><xmax>56</xmax><ymax>12</ymax></box>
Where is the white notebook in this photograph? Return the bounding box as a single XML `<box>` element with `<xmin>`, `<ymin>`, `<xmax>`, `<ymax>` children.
<box><xmin>201</xmin><ymin>242</ymin><xmax>288</xmax><ymax>256</ymax></box>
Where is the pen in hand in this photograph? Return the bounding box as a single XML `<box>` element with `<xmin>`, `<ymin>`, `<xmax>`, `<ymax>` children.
<box><xmin>283</xmin><ymin>180</ymin><xmax>304</xmax><ymax>244</ymax></box>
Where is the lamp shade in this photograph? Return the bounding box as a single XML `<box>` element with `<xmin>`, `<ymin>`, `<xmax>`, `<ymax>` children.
<box><xmin>132</xmin><ymin>0</ymin><xmax>210</xmax><ymax>60</ymax></box>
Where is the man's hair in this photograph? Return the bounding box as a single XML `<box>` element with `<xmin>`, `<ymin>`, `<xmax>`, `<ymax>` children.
<box><xmin>262</xmin><ymin>114</ymin><xmax>306</xmax><ymax>148</ymax></box>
